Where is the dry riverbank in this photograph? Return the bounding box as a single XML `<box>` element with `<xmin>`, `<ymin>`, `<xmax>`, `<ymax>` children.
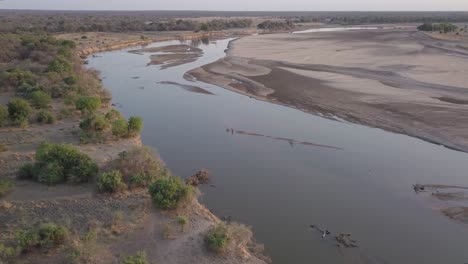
<box><xmin>0</xmin><ymin>32</ymin><xmax>268</xmax><ymax>264</ymax></box>
<box><xmin>188</xmin><ymin>28</ymin><xmax>468</xmax><ymax>153</ymax></box>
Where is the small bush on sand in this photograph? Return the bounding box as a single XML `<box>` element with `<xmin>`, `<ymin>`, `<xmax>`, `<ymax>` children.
<box><xmin>97</xmin><ymin>170</ymin><xmax>127</xmax><ymax>193</ymax></box>
<box><xmin>112</xmin><ymin>118</ymin><xmax>128</xmax><ymax>137</ymax></box>
<box><xmin>0</xmin><ymin>104</ymin><xmax>7</xmax><ymax>126</ymax></box>
<box><xmin>7</xmin><ymin>98</ymin><xmax>32</xmax><ymax>126</ymax></box>
<box><xmin>0</xmin><ymin>179</ymin><xmax>14</xmax><ymax>197</ymax></box>
<box><xmin>204</xmin><ymin>223</ymin><xmax>230</xmax><ymax>254</ymax></box>
<box><xmin>122</xmin><ymin>251</ymin><xmax>149</xmax><ymax>264</ymax></box>
<box><xmin>127</xmin><ymin>116</ymin><xmax>143</xmax><ymax>137</ymax></box>
<box><xmin>20</xmin><ymin>143</ymin><xmax>98</xmax><ymax>184</ymax></box>
<box><xmin>80</xmin><ymin>114</ymin><xmax>109</xmax><ymax>132</ymax></box>
<box><xmin>115</xmin><ymin>147</ymin><xmax>165</xmax><ymax>188</ymax></box>
<box><xmin>29</xmin><ymin>90</ymin><xmax>52</xmax><ymax>109</ymax></box>
<box><xmin>36</xmin><ymin>110</ymin><xmax>55</xmax><ymax>124</ymax></box>
<box><xmin>105</xmin><ymin>109</ymin><xmax>122</xmax><ymax>121</ymax></box>
<box><xmin>75</xmin><ymin>96</ymin><xmax>101</xmax><ymax>113</ymax></box>
<box><xmin>148</xmin><ymin>176</ymin><xmax>191</xmax><ymax>210</ymax></box>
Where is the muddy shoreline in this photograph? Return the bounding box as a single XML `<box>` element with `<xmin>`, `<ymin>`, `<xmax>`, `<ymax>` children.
<box><xmin>188</xmin><ymin>29</ymin><xmax>468</xmax><ymax>153</ymax></box>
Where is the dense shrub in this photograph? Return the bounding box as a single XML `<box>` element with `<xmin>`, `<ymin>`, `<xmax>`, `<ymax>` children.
<box><xmin>75</xmin><ymin>96</ymin><xmax>102</xmax><ymax>113</ymax></box>
<box><xmin>111</xmin><ymin>118</ymin><xmax>128</xmax><ymax>137</ymax></box>
<box><xmin>15</xmin><ymin>229</ymin><xmax>39</xmax><ymax>253</ymax></box>
<box><xmin>122</xmin><ymin>251</ymin><xmax>149</xmax><ymax>264</ymax></box>
<box><xmin>127</xmin><ymin>116</ymin><xmax>143</xmax><ymax>137</ymax></box>
<box><xmin>63</xmin><ymin>75</ymin><xmax>78</xmax><ymax>85</ymax></box>
<box><xmin>20</xmin><ymin>143</ymin><xmax>98</xmax><ymax>184</ymax></box>
<box><xmin>0</xmin><ymin>179</ymin><xmax>14</xmax><ymax>197</ymax></box>
<box><xmin>80</xmin><ymin>114</ymin><xmax>109</xmax><ymax>132</ymax></box>
<box><xmin>37</xmin><ymin>223</ymin><xmax>68</xmax><ymax>249</ymax></box>
<box><xmin>148</xmin><ymin>176</ymin><xmax>191</xmax><ymax>210</ymax></box>
<box><xmin>7</xmin><ymin>98</ymin><xmax>32</xmax><ymax>125</ymax></box>
<box><xmin>18</xmin><ymin>163</ymin><xmax>37</xmax><ymax>180</ymax></box>
<box><xmin>105</xmin><ymin>109</ymin><xmax>122</xmax><ymax>121</ymax></box>
<box><xmin>29</xmin><ymin>90</ymin><xmax>52</xmax><ymax>109</ymax></box>
<box><xmin>47</xmin><ymin>56</ymin><xmax>72</xmax><ymax>73</ymax></box>
<box><xmin>0</xmin><ymin>104</ymin><xmax>7</xmax><ymax>126</ymax></box>
<box><xmin>115</xmin><ymin>147</ymin><xmax>165</xmax><ymax>188</ymax></box>
<box><xmin>15</xmin><ymin>224</ymin><xmax>68</xmax><ymax>253</ymax></box>
<box><xmin>204</xmin><ymin>223</ymin><xmax>230</xmax><ymax>254</ymax></box>
<box><xmin>97</xmin><ymin>170</ymin><xmax>127</xmax><ymax>193</ymax></box>
<box><xmin>36</xmin><ymin>110</ymin><xmax>55</xmax><ymax>124</ymax></box>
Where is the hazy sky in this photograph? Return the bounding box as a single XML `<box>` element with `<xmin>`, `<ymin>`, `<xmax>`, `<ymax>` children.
<box><xmin>0</xmin><ymin>0</ymin><xmax>467</xmax><ymax>11</ymax></box>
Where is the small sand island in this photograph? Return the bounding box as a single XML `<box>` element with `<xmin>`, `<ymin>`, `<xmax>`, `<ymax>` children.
<box><xmin>190</xmin><ymin>27</ymin><xmax>468</xmax><ymax>153</ymax></box>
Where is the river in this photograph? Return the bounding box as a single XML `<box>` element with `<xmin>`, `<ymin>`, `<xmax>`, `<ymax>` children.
<box><xmin>87</xmin><ymin>37</ymin><xmax>468</xmax><ymax>264</ymax></box>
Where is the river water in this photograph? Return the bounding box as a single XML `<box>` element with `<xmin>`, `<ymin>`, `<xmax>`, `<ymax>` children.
<box><xmin>87</xmin><ymin>37</ymin><xmax>468</xmax><ymax>264</ymax></box>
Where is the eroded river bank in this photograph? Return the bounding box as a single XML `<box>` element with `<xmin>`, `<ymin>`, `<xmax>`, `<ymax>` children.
<box><xmin>87</xmin><ymin>33</ymin><xmax>468</xmax><ymax>264</ymax></box>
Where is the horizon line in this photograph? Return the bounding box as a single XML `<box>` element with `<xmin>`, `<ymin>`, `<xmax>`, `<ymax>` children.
<box><xmin>1</xmin><ymin>9</ymin><xmax>468</xmax><ymax>12</ymax></box>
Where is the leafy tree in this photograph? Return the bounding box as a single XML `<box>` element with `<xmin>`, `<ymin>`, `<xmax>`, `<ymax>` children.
<box><xmin>36</xmin><ymin>110</ymin><xmax>55</xmax><ymax>124</ymax></box>
<box><xmin>97</xmin><ymin>170</ymin><xmax>127</xmax><ymax>193</ymax></box>
<box><xmin>80</xmin><ymin>114</ymin><xmax>109</xmax><ymax>132</ymax></box>
<box><xmin>7</xmin><ymin>98</ymin><xmax>32</xmax><ymax>125</ymax></box>
<box><xmin>21</xmin><ymin>143</ymin><xmax>98</xmax><ymax>184</ymax></box>
<box><xmin>29</xmin><ymin>90</ymin><xmax>52</xmax><ymax>109</ymax></box>
<box><xmin>112</xmin><ymin>118</ymin><xmax>128</xmax><ymax>137</ymax></box>
<box><xmin>204</xmin><ymin>223</ymin><xmax>230</xmax><ymax>254</ymax></box>
<box><xmin>127</xmin><ymin>116</ymin><xmax>143</xmax><ymax>137</ymax></box>
<box><xmin>148</xmin><ymin>176</ymin><xmax>191</xmax><ymax>210</ymax></box>
<box><xmin>75</xmin><ymin>96</ymin><xmax>102</xmax><ymax>113</ymax></box>
<box><xmin>47</xmin><ymin>56</ymin><xmax>72</xmax><ymax>73</ymax></box>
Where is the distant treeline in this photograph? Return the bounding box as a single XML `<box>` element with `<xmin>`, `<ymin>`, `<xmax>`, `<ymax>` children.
<box><xmin>417</xmin><ymin>23</ymin><xmax>460</xmax><ymax>33</ymax></box>
<box><xmin>1</xmin><ymin>10</ymin><xmax>468</xmax><ymax>33</ymax></box>
<box><xmin>0</xmin><ymin>13</ymin><xmax>253</xmax><ymax>33</ymax></box>
<box><xmin>257</xmin><ymin>20</ymin><xmax>295</xmax><ymax>31</ymax></box>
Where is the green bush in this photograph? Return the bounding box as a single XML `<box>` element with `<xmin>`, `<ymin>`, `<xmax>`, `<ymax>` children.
<box><xmin>47</xmin><ymin>56</ymin><xmax>72</xmax><ymax>73</ymax></box>
<box><xmin>36</xmin><ymin>110</ymin><xmax>55</xmax><ymax>124</ymax></box>
<box><xmin>15</xmin><ymin>229</ymin><xmax>39</xmax><ymax>253</ymax></box>
<box><xmin>115</xmin><ymin>147</ymin><xmax>165</xmax><ymax>188</ymax></box>
<box><xmin>15</xmin><ymin>224</ymin><xmax>68</xmax><ymax>253</ymax></box>
<box><xmin>0</xmin><ymin>104</ymin><xmax>7</xmax><ymax>126</ymax></box>
<box><xmin>0</xmin><ymin>179</ymin><xmax>14</xmax><ymax>197</ymax></box>
<box><xmin>97</xmin><ymin>170</ymin><xmax>127</xmax><ymax>193</ymax></box>
<box><xmin>148</xmin><ymin>176</ymin><xmax>191</xmax><ymax>210</ymax></box>
<box><xmin>29</xmin><ymin>90</ymin><xmax>52</xmax><ymax>109</ymax></box>
<box><xmin>37</xmin><ymin>223</ymin><xmax>68</xmax><ymax>249</ymax></box>
<box><xmin>64</xmin><ymin>75</ymin><xmax>78</xmax><ymax>85</ymax></box>
<box><xmin>37</xmin><ymin>162</ymin><xmax>65</xmax><ymax>185</ymax></box>
<box><xmin>204</xmin><ymin>223</ymin><xmax>230</xmax><ymax>254</ymax></box>
<box><xmin>127</xmin><ymin>116</ymin><xmax>143</xmax><ymax>137</ymax></box>
<box><xmin>80</xmin><ymin>114</ymin><xmax>109</xmax><ymax>132</ymax></box>
<box><xmin>75</xmin><ymin>96</ymin><xmax>102</xmax><ymax>113</ymax></box>
<box><xmin>122</xmin><ymin>251</ymin><xmax>148</xmax><ymax>264</ymax></box>
<box><xmin>112</xmin><ymin>118</ymin><xmax>128</xmax><ymax>137</ymax></box>
<box><xmin>105</xmin><ymin>109</ymin><xmax>122</xmax><ymax>121</ymax></box>
<box><xmin>7</xmin><ymin>98</ymin><xmax>32</xmax><ymax>125</ymax></box>
<box><xmin>22</xmin><ymin>143</ymin><xmax>98</xmax><ymax>184</ymax></box>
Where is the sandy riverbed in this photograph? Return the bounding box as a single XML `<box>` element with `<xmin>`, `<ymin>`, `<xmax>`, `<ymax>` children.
<box><xmin>189</xmin><ymin>28</ymin><xmax>468</xmax><ymax>152</ymax></box>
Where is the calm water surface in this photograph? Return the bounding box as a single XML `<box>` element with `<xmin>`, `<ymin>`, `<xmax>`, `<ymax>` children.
<box><xmin>88</xmin><ymin>38</ymin><xmax>468</xmax><ymax>264</ymax></box>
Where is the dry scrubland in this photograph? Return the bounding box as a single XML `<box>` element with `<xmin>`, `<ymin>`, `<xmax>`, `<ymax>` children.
<box><xmin>0</xmin><ymin>33</ymin><xmax>267</xmax><ymax>264</ymax></box>
<box><xmin>190</xmin><ymin>28</ymin><xmax>468</xmax><ymax>153</ymax></box>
